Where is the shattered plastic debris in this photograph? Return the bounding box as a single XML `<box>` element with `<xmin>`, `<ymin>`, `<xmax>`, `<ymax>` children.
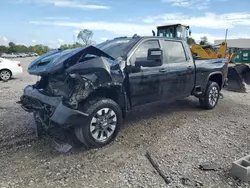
<box><xmin>52</xmin><ymin>141</ymin><xmax>73</xmax><ymax>153</ymax></box>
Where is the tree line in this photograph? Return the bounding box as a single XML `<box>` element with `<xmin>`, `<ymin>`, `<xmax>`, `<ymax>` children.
<box><xmin>0</xmin><ymin>42</ymin><xmax>50</xmax><ymax>55</ymax></box>
<box><xmin>0</xmin><ymin>41</ymin><xmax>88</xmax><ymax>55</ymax></box>
<box><xmin>59</xmin><ymin>29</ymin><xmax>94</xmax><ymax>50</ymax></box>
<box><xmin>0</xmin><ymin>29</ymin><xmax>94</xmax><ymax>55</ymax></box>
<box><xmin>0</xmin><ymin>28</ymin><xmax>209</xmax><ymax>56</ymax></box>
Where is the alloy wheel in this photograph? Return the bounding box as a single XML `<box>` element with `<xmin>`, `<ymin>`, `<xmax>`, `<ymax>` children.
<box><xmin>209</xmin><ymin>86</ymin><xmax>219</xmax><ymax>106</ymax></box>
<box><xmin>0</xmin><ymin>70</ymin><xmax>11</xmax><ymax>81</ymax></box>
<box><xmin>90</xmin><ymin>108</ymin><xmax>117</xmax><ymax>143</ymax></box>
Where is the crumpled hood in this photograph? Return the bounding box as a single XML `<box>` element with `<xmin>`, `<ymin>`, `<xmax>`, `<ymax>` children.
<box><xmin>28</xmin><ymin>46</ymin><xmax>114</xmax><ymax>76</ymax></box>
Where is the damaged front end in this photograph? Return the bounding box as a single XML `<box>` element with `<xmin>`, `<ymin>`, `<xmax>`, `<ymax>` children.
<box><xmin>17</xmin><ymin>46</ymin><xmax>124</xmax><ymax>152</ymax></box>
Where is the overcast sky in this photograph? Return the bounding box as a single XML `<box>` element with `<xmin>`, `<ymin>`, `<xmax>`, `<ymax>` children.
<box><xmin>1</xmin><ymin>0</ymin><xmax>250</xmax><ymax>48</ymax></box>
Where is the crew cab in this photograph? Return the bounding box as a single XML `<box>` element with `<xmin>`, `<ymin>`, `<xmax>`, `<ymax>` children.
<box><xmin>18</xmin><ymin>36</ymin><xmax>228</xmax><ymax>150</ymax></box>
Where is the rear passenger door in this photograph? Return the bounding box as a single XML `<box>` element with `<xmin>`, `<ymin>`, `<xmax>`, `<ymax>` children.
<box><xmin>162</xmin><ymin>40</ymin><xmax>195</xmax><ymax>99</ymax></box>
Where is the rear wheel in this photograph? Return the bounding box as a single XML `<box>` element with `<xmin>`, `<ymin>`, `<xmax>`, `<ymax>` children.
<box><xmin>0</xmin><ymin>70</ymin><xmax>11</xmax><ymax>81</ymax></box>
<box><xmin>199</xmin><ymin>81</ymin><xmax>220</xmax><ymax>110</ymax></box>
<box><xmin>75</xmin><ymin>98</ymin><xmax>123</xmax><ymax>149</ymax></box>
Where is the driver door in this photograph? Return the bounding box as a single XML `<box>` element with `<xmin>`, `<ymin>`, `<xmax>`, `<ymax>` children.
<box><xmin>128</xmin><ymin>39</ymin><xmax>163</xmax><ymax>107</ymax></box>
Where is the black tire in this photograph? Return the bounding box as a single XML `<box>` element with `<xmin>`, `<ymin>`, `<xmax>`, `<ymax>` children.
<box><xmin>199</xmin><ymin>81</ymin><xmax>220</xmax><ymax>110</ymax></box>
<box><xmin>0</xmin><ymin>69</ymin><xmax>11</xmax><ymax>81</ymax></box>
<box><xmin>74</xmin><ymin>98</ymin><xmax>123</xmax><ymax>149</ymax></box>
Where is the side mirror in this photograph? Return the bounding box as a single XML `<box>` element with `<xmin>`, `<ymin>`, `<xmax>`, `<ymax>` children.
<box><xmin>135</xmin><ymin>48</ymin><xmax>163</xmax><ymax>68</ymax></box>
<box><xmin>147</xmin><ymin>48</ymin><xmax>163</xmax><ymax>61</ymax></box>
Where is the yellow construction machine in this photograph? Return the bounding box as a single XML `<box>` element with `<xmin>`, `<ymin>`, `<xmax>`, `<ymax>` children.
<box><xmin>155</xmin><ymin>23</ymin><xmax>228</xmax><ymax>59</ymax></box>
<box><xmin>191</xmin><ymin>43</ymin><xmax>227</xmax><ymax>59</ymax></box>
<box><xmin>154</xmin><ymin>23</ymin><xmax>249</xmax><ymax>92</ymax></box>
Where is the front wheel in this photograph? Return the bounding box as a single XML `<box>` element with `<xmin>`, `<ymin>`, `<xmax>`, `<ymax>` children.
<box><xmin>75</xmin><ymin>98</ymin><xmax>123</xmax><ymax>149</ymax></box>
<box><xmin>199</xmin><ymin>82</ymin><xmax>220</xmax><ymax>110</ymax></box>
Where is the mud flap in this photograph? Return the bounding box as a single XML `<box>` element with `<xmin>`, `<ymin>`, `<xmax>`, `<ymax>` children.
<box><xmin>226</xmin><ymin>64</ymin><xmax>250</xmax><ymax>93</ymax></box>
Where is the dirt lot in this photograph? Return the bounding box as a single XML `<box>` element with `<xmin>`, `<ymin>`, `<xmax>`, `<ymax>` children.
<box><xmin>0</xmin><ymin>57</ymin><xmax>250</xmax><ymax>188</ymax></box>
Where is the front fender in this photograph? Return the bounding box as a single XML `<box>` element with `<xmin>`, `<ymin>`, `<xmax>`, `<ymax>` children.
<box><xmin>65</xmin><ymin>56</ymin><xmax>126</xmax><ymax>109</ymax></box>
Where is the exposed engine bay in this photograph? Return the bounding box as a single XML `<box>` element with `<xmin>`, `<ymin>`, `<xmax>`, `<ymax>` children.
<box><xmin>34</xmin><ymin>74</ymin><xmax>95</xmax><ymax>109</ymax></box>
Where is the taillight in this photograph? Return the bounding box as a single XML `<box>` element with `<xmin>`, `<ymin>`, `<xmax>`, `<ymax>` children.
<box><xmin>18</xmin><ymin>63</ymin><xmax>21</xmax><ymax>67</ymax></box>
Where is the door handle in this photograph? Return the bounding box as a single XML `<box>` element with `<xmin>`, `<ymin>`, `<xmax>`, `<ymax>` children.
<box><xmin>159</xmin><ymin>68</ymin><xmax>167</xmax><ymax>72</ymax></box>
<box><xmin>187</xmin><ymin>66</ymin><xmax>192</xmax><ymax>70</ymax></box>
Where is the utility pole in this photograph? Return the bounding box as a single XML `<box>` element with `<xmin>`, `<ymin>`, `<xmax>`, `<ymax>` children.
<box><xmin>225</xmin><ymin>29</ymin><xmax>228</xmax><ymax>43</ymax></box>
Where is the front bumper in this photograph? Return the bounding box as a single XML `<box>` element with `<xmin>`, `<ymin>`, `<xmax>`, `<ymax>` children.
<box><xmin>18</xmin><ymin>85</ymin><xmax>88</xmax><ymax>127</ymax></box>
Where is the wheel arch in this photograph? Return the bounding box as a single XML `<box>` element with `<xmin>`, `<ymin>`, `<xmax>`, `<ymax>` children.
<box><xmin>206</xmin><ymin>72</ymin><xmax>223</xmax><ymax>90</ymax></box>
<box><xmin>79</xmin><ymin>85</ymin><xmax>128</xmax><ymax>117</ymax></box>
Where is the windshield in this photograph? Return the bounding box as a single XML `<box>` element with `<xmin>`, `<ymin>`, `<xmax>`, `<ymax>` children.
<box><xmin>96</xmin><ymin>38</ymin><xmax>140</xmax><ymax>59</ymax></box>
<box><xmin>158</xmin><ymin>25</ymin><xmax>188</xmax><ymax>41</ymax></box>
<box><xmin>158</xmin><ymin>28</ymin><xmax>175</xmax><ymax>38</ymax></box>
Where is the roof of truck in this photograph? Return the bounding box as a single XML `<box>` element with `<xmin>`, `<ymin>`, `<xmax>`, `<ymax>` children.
<box><xmin>139</xmin><ymin>36</ymin><xmax>187</xmax><ymax>43</ymax></box>
<box><xmin>113</xmin><ymin>36</ymin><xmax>186</xmax><ymax>41</ymax></box>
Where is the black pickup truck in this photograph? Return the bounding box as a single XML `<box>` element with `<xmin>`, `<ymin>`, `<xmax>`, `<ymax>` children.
<box><xmin>18</xmin><ymin>36</ymin><xmax>228</xmax><ymax>150</ymax></box>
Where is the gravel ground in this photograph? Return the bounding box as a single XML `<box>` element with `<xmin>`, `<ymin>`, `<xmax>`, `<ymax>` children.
<box><xmin>0</xmin><ymin>57</ymin><xmax>250</xmax><ymax>188</ymax></box>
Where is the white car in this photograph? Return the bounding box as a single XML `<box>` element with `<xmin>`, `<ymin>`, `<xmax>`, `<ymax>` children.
<box><xmin>0</xmin><ymin>58</ymin><xmax>23</xmax><ymax>81</ymax></box>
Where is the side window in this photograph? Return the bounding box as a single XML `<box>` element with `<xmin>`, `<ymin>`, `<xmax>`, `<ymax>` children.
<box><xmin>164</xmin><ymin>41</ymin><xmax>187</xmax><ymax>63</ymax></box>
<box><xmin>131</xmin><ymin>40</ymin><xmax>160</xmax><ymax>65</ymax></box>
